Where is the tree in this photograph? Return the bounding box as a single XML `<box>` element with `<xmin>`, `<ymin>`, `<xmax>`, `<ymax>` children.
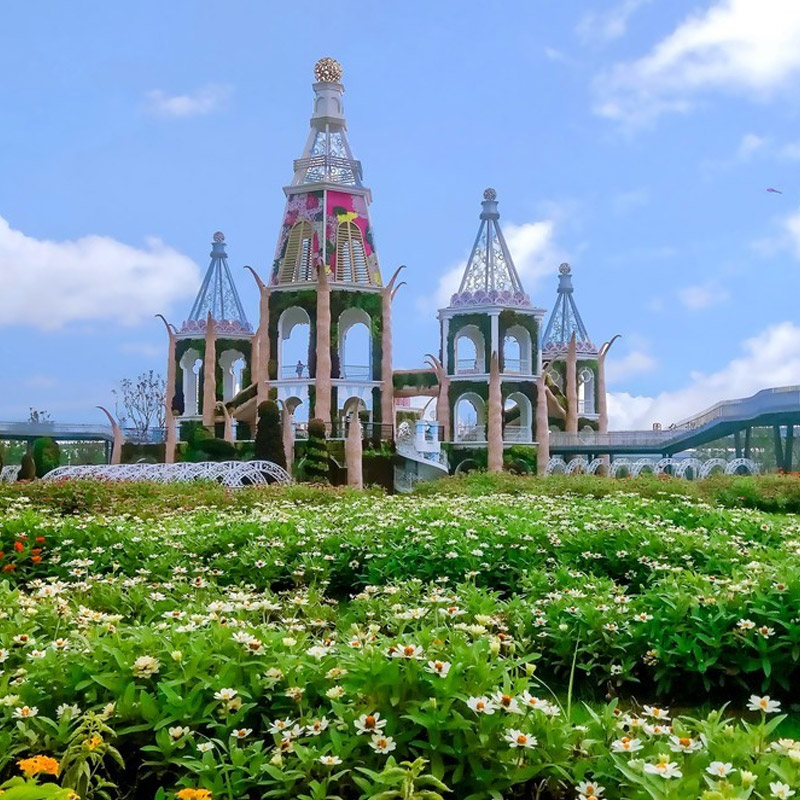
<box><xmin>28</xmin><ymin>408</ymin><xmax>51</xmax><ymax>424</ymax></box>
<box><xmin>18</xmin><ymin>451</ymin><xmax>36</xmax><ymax>481</ymax></box>
<box><xmin>304</xmin><ymin>417</ymin><xmax>329</xmax><ymax>482</ymax></box>
<box><xmin>254</xmin><ymin>401</ymin><xmax>286</xmax><ymax>467</ymax></box>
<box><xmin>113</xmin><ymin>371</ymin><xmax>166</xmax><ymax>439</ymax></box>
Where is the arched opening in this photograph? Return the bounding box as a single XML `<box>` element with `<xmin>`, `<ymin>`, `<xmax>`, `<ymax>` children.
<box><xmin>454</xmin><ymin>393</ymin><xmax>486</xmax><ymax>442</ymax></box>
<box><xmin>503</xmin><ymin>325</ymin><xmax>532</xmax><ymax>374</ymax></box>
<box><xmin>219</xmin><ymin>350</ymin><xmax>246</xmax><ymax>400</ymax></box>
<box><xmin>279</xmin><ymin>307</ymin><xmax>311</xmax><ymax>380</ymax></box>
<box><xmin>280</xmin><ymin>222</ymin><xmax>315</xmax><ymax>283</ymax></box>
<box><xmin>504</xmin><ymin>392</ymin><xmax>532</xmax><ymax>443</ymax></box>
<box><xmin>179</xmin><ymin>348</ymin><xmax>202</xmax><ymax>416</ymax></box>
<box><xmin>548</xmin><ymin>369</ymin><xmax>564</xmax><ymax>393</ymax></box>
<box><xmin>336</xmin><ymin>221</ymin><xmax>368</xmax><ymax>283</ymax></box>
<box><xmin>455</xmin><ymin>325</ymin><xmax>485</xmax><ymax>374</ymax></box>
<box><xmin>578</xmin><ymin>368</ymin><xmax>596</xmax><ymax>415</ymax></box>
<box><xmin>339</xmin><ymin>308</ymin><xmax>372</xmax><ymax>380</ymax></box>
<box><xmin>339</xmin><ymin>396</ymin><xmax>370</xmax><ymax>438</ymax></box>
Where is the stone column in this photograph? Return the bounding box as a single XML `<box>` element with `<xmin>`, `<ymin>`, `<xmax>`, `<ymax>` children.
<box><xmin>315</xmin><ymin>265</ymin><xmax>332</xmax><ymax>424</ymax></box>
<box><xmin>345</xmin><ymin>416</ymin><xmax>363</xmax><ymax>489</ymax></box>
<box><xmin>246</xmin><ymin>266</ymin><xmax>271</xmax><ymax>411</ymax></box>
<box><xmin>157</xmin><ymin>315</ymin><xmax>177</xmax><ymax>464</ymax></box>
<box><xmin>282</xmin><ymin>403</ymin><xmax>295</xmax><ymax>469</ymax></box>
<box><xmin>487</xmin><ymin>351</ymin><xmax>503</xmax><ymax>473</ymax></box>
<box><xmin>97</xmin><ymin>406</ymin><xmax>124</xmax><ymax>465</ymax></box>
<box><xmin>203</xmin><ymin>313</ymin><xmax>217</xmax><ymax>431</ymax></box>
<box><xmin>566</xmin><ymin>333</ymin><xmax>578</xmax><ymax>434</ymax></box>
<box><xmin>490</xmin><ymin>312</ymin><xmax>500</xmax><ymax>371</ymax></box>
<box><xmin>536</xmin><ymin>372</ymin><xmax>549</xmax><ymax>476</ymax></box>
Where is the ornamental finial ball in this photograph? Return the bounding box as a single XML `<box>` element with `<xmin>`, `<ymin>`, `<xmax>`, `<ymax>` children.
<box><xmin>213</xmin><ymin>231</ymin><xmax>225</xmax><ymax>243</ymax></box>
<box><xmin>559</xmin><ymin>262</ymin><xmax>571</xmax><ymax>275</ymax></box>
<box><xmin>314</xmin><ymin>57</ymin><xmax>343</xmax><ymax>83</ymax></box>
<box><xmin>483</xmin><ymin>187</ymin><xmax>497</xmax><ymax>201</ymax></box>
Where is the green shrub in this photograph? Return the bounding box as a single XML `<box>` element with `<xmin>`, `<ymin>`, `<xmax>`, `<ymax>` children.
<box><xmin>304</xmin><ymin>417</ymin><xmax>329</xmax><ymax>482</ymax></box>
<box><xmin>18</xmin><ymin>452</ymin><xmax>36</xmax><ymax>481</ymax></box>
<box><xmin>254</xmin><ymin>400</ymin><xmax>286</xmax><ymax>467</ymax></box>
<box><xmin>32</xmin><ymin>438</ymin><xmax>60</xmax><ymax>478</ymax></box>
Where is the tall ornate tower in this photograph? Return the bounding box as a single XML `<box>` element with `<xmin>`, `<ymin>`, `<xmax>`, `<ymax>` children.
<box><xmin>541</xmin><ymin>263</ymin><xmax>599</xmax><ymax>431</ymax></box>
<box><xmin>171</xmin><ymin>232</ymin><xmax>253</xmax><ymax>437</ymax></box>
<box><xmin>438</xmin><ymin>189</ymin><xmax>546</xmax><ymax>448</ymax></box>
<box><xmin>257</xmin><ymin>58</ymin><xmax>393</xmax><ymax>435</ymax></box>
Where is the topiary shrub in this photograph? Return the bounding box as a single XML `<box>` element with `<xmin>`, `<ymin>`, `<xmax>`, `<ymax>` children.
<box><xmin>32</xmin><ymin>437</ymin><xmax>60</xmax><ymax>478</ymax></box>
<box><xmin>254</xmin><ymin>400</ymin><xmax>286</xmax><ymax>467</ymax></box>
<box><xmin>304</xmin><ymin>417</ymin><xmax>329</xmax><ymax>483</ymax></box>
<box><xmin>18</xmin><ymin>452</ymin><xmax>36</xmax><ymax>481</ymax></box>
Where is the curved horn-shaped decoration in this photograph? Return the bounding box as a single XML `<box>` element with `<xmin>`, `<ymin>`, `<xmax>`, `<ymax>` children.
<box><xmin>244</xmin><ymin>265</ymin><xmax>266</xmax><ymax>292</ymax></box>
<box><xmin>96</xmin><ymin>405</ymin><xmax>119</xmax><ymax>430</ymax></box>
<box><xmin>600</xmin><ymin>334</ymin><xmax>622</xmax><ymax>359</ymax></box>
<box><xmin>391</xmin><ymin>281</ymin><xmax>407</xmax><ymax>301</ymax></box>
<box><xmin>386</xmin><ymin>265</ymin><xmax>406</xmax><ymax>292</ymax></box>
<box><xmin>155</xmin><ymin>314</ymin><xmax>177</xmax><ymax>336</ymax></box>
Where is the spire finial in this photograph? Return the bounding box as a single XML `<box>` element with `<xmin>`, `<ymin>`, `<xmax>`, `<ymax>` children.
<box><xmin>314</xmin><ymin>57</ymin><xmax>342</xmax><ymax>83</ymax></box>
<box><xmin>213</xmin><ymin>231</ymin><xmax>225</xmax><ymax>243</ymax></box>
<box><xmin>483</xmin><ymin>187</ymin><xmax>497</xmax><ymax>201</ymax></box>
<box><xmin>559</xmin><ymin>262</ymin><xmax>571</xmax><ymax>275</ymax></box>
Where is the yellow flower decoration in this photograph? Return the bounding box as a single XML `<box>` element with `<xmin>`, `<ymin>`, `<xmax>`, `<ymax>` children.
<box><xmin>336</xmin><ymin>211</ymin><xmax>358</xmax><ymax>223</ymax></box>
<box><xmin>176</xmin><ymin>790</ymin><xmax>213</xmax><ymax>800</ymax></box>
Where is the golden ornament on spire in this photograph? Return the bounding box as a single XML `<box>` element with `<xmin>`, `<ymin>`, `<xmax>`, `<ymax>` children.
<box><xmin>314</xmin><ymin>57</ymin><xmax>342</xmax><ymax>83</ymax></box>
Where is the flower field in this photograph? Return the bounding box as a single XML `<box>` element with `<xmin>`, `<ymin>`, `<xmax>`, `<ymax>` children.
<box><xmin>1</xmin><ymin>477</ymin><xmax>799</xmax><ymax>799</ymax></box>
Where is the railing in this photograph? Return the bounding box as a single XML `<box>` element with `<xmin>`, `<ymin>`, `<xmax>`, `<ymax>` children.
<box><xmin>673</xmin><ymin>385</ymin><xmax>800</xmax><ymax>430</ymax></box>
<box><xmin>503</xmin><ymin>427</ymin><xmax>532</xmax><ymax>443</ymax></box>
<box><xmin>456</xmin><ymin>359</ymin><xmax>480</xmax><ymax>374</ymax></box>
<box><xmin>550</xmin><ymin>430</ymin><xmax>679</xmax><ymax>449</ymax></box>
<box><xmin>294</xmin><ymin>421</ymin><xmax>394</xmax><ymax>441</ymax></box>
<box><xmin>341</xmin><ymin>365</ymin><xmax>371</xmax><ymax>381</ymax></box>
<box><xmin>0</xmin><ymin>421</ymin><xmax>115</xmax><ymax>441</ymax></box>
<box><xmin>503</xmin><ymin>359</ymin><xmax>524</xmax><ymax>373</ymax></box>
<box><xmin>294</xmin><ymin>154</ymin><xmax>363</xmax><ymax>185</ymax></box>
<box><xmin>455</xmin><ymin>424</ymin><xmax>486</xmax><ymax>443</ymax></box>
<box><xmin>281</xmin><ymin>364</ymin><xmax>310</xmax><ymax>379</ymax></box>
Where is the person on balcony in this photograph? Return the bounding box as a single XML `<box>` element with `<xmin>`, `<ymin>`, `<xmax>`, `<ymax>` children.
<box><xmin>295</xmin><ymin>360</ymin><xmax>305</xmax><ymax>378</ymax></box>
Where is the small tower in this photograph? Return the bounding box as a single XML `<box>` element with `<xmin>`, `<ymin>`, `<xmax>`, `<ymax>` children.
<box><xmin>438</xmin><ymin>189</ymin><xmax>546</xmax><ymax>447</ymax></box>
<box><xmin>542</xmin><ymin>263</ymin><xmax>599</xmax><ymax>430</ymax></box>
<box><xmin>262</xmin><ymin>58</ymin><xmax>391</xmax><ymax>435</ymax></box>
<box><xmin>172</xmin><ymin>232</ymin><xmax>253</xmax><ymax>436</ymax></box>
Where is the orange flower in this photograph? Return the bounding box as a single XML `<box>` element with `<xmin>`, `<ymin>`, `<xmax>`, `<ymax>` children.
<box><xmin>176</xmin><ymin>790</ymin><xmax>213</xmax><ymax>800</ymax></box>
<box><xmin>18</xmin><ymin>754</ymin><xmax>60</xmax><ymax>777</ymax></box>
<box><xmin>35</xmin><ymin>536</ymin><xmax>46</xmax><ymax>543</ymax></box>
<box><xmin>14</xmin><ymin>541</ymin><xmax>24</xmax><ymax>552</ymax></box>
<box><xmin>3</xmin><ymin>564</ymin><xmax>15</xmax><ymax>573</ymax></box>
<box><xmin>84</xmin><ymin>735</ymin><xmax>103</xmax><ymax>751</ymax></box>
<box><xmin>32</xmin><ymin>556</ymin><xmax>42</xmax><ymax>564</ymax></box>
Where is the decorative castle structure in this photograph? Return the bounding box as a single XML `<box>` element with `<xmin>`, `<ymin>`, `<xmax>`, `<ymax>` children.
<box><xmin>158</xmin><ymin>58</ymin><xmax>614</xmax><ymax>483</ymax></box>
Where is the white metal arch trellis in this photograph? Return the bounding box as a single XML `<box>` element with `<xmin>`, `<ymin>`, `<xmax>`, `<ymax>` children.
<box><xmin>725</xmin><ymin>458</ymin><xmax>760</xmax><ymax>476</ymax></box>
<box><xmin>630</xmin><ymin>459</ymin><xmax>657</xmax><ymax>478</ymax></box>
<box><xmin>565</xmin><ymin>456</ymin><xmax>588</xmax><ymax>475</ymax></box>
<box><xmin>545</xmin><ymin>457</ymin><xmax>567</xmax><ymax>475</ymax></box>
<box><xmin>1</xmin><ymin>465</ymin><xmax>21</xmax><ymax>484</ymax></box>
<box><xmin>609</xmin><ymin>459</ymin><xmax>632</xmax><ymax>478</ymax></box>
<box><xmin>655</xmin><ymin>457</ymin><xmax>682</xmax><ymax>475</ymax></box>
<box><xmin>41</xmin><ymin>461</ymin><xmax>291</xmax><ymax>488</ymax></box>
<box><xmin>675</xmin><ymin>458</ymin><xmax>704</xmax><ymax>479</ymax></box>
<box><xmin>586</xmin><ymin>458</ymin><xmax>604</xmax><ymax>475</ymax></box>
<box><xmin>699</xmin><ymin>458</ymin><xmax>728</xmax><ymax>479</ymax></box>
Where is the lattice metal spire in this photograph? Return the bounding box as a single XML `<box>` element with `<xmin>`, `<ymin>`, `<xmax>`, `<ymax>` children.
<box><xmin>291</xmin><ymin>58</ymin><xmax>364</xmax><ymax>188</ymax></box>
<box><xmin>542</xmin><ymin>263</ymin><xmax>596</xmax><ymax>356</ymax></box>
<box><xmin>449</xmin><ymin>189</ymin><xmax>532</xmax><ymax>308</ymax></box>
<box><xmin>181</xmin><ymin>232</ymin><xmax>252</xmax><ymax>335</ymax></box>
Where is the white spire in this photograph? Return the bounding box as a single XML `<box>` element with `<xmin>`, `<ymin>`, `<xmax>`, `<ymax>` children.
<box><xmin>449</xmin><ymin>189</ymin><xmax>531</xmax><ymax>308</ymax></box>
<box><xmin>291</xmin><ymin>58</ymin><xmax>363</xmax><ymax>188</ymax></box>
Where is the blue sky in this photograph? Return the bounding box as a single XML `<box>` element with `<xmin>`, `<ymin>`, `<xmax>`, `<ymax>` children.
<box><xmin>2</xmin><ymin>0</ymin><xmax>800</xmax><ymax>428</ymax></box>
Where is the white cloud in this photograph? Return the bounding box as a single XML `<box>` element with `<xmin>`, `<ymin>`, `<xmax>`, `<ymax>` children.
<box><xmin>144</xmin><ymin>84</ymin><xmax>231</xmax><ymax>118</ymax></box>
<box><xmin>577</xmin><ymin>0</ymin><xmax>652</xmax><ymax>43</ymax></box>
<box><xmin>605</xmin><ymin>349</ymin><xmax>657</xmax><ymax>382</ymax></box>
<box><xmin>678</xmin><ymin>282</ymin><xmax>730</xmax><ymax>311</ymax></box>
<box><xmin>0</xmin><ymin>215</ymin><xmax>201</xmax><ymax>330</ymax></box>
<box><xmin>429</xmin><ymin>218</ymin><xmax>562</xmax><ymax>309</ymax></box>
<box><xmin>595</xmin><ymin>0</ymin><xmax>800</xmax><ymax>125</ymax></box>
<box><xmin>737</xmin><ymin>132</ymin><xmax>767</xmax><ymax>160</ymax></box>
<box><xmin>608</xmin><ymin>321</ymin><xmax>800</xmax><ymax>428</ymax></box>
<box><xmin>121</xmin><ymin>342</ymin><xmax>164</xmax><ymax>359</ymax></box>
<box><xmin>779</xmin><ymin>139</ymin><xmax>800</xmax><ymax>160</ymax></box>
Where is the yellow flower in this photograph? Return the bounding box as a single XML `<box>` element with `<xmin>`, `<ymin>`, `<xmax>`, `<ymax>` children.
<box><xmin>18</xmin><ymin>754</ymin><xmax>60</xmax><ymax>776</ymax></box>
<box><xmin>176</xmin><ymin>790</ymin><xmax>213</xmax><ymax>800</ymax></box>
<box><xmin>83</xmin><ymin>735</ymin><xmax>103</xmax><ymax>751</ymax></box>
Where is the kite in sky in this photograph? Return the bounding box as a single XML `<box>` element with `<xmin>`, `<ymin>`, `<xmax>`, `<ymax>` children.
<box><xmin>766</xmin><ymin>187</ymin><xmax>783</xmax><ymax>194</ymax></box>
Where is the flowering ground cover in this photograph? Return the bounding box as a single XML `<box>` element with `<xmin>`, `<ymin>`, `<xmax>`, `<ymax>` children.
<box><xmin>0</xmin><ymin>477</ymin><xmax>799</xmax><ymax>799</ymax></box>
